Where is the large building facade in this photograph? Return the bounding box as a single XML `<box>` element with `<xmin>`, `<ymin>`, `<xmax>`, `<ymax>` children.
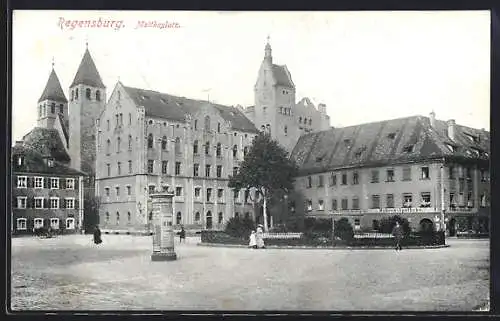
<box><xmin>290</xmin><ymin>113</ymin><xmax>490</xmax><ymax>234</ymax></box>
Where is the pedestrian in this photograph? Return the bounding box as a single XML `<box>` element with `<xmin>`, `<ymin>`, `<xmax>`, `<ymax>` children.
<box><xmin>256</xmin><ymin>224</ymin><xmax>265</xmax><ymax>249</ymax></box>
<box><xmin>249</xmin><ymin>230</ymin><xmax>257</xmax><ymax>249</ymax></box>
<box><xmin>179</xmin><ymin>226</ymin><xmax>186</xmax><ymax>243</ymax></box>
<box><xmin>392</xmin><ymin>221</ymin><xmax>403</xmax><ymax>251</ymax></box>
<box><xmin>93</xmin><ymin>225</ymin><xmax>102</xmax><ymax>245</ymax></box>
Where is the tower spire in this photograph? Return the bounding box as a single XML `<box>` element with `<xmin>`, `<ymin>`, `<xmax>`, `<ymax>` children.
<box><xmin>52</xmin><ymin>56</ymin><xmax>55</xmax><ymax>68</ymax></box>
<box><xmin>264</xmin><ymin>35</ymin><xmax>272</xmax><ymax>64</ymax></box>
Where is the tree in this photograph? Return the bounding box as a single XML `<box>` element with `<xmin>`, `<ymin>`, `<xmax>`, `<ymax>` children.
<box><xmin>228</xmin><ymin>132</ymin><xmax>298</xmax><ymax>232</ymax></box>
<box><xmin>84</xmin><ymin>194</ymin><xmax>101</xmax><ymax>234</ymax></box>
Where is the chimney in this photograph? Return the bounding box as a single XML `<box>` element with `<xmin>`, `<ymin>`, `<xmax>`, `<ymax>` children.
<box><xmin>447</xmin><ymin>119</ymin><xmax>456</xmax><ymax>141</ymax></box>
<box><xmin>318</xmin><ymin>103</ymin><xmax>327</xmax><ymax>114</ymax></box>
<box><xmin>429</xmin><ymin>111</ymin><xmax>436</xmax><ymax>128</ymax></box>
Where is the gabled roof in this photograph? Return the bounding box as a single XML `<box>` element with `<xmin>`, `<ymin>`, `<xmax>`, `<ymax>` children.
<box><xmin>12</xmin><ymin>144</ymin><xmax>85</xmax><ymax>176</ymax></box>
<box><xmin>272</xmin><ymin>64</ymin><xmax>294</xmax><ymax>88</ymax></box>
<box><xmin>70</xmin><ymin>48</ymin><xmax>105</xmax><ymax>88</ymax></box>
<box><xmin>122</xmin><ymin>85</ymin><xmax>259</xmax><ymax>133</ymax></box>
<box><xmin>22</xmin><ymin>127</ymin><xmax>70</xmax><ymax>163</ymax></box>
<box><xmin>38</xmin><ymin>68</ymin><xmax>68</xmax><ymax>103</ymax></box>
<box><xmin>291</xmin><ymin>115</ymin><xmax>490</xmax><ymax>175</ymax></box>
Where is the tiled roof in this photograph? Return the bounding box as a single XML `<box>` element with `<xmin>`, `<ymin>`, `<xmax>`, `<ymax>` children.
<box><xmin>22</xmin><ymin>127</ymin><xmax>70</xmax><ymax>163</ymax></box>
<box><xmin>38</xmin><ymin>68</ymin><xmax>68</xmax><ymax>103</ymax></box>
<box><xmin>272</xmin><ymin>64</ymin><xmax>294</xmax><ymax>88</ymax></box>
<box><xmin>123</xmin><ymin>85</ymin><xmax>259</xmax><ymax>133</ymax></box>
<box><xmin>12</xmin><ymin>144</ymin><xmax>85</xmax><ymax>176</ymax></box>
<box><xmin>291</xmin><ymin>115</ymin><xmax>490</xmax><ymax>175</ymax></box>
<box><xmin>70</xmin><ymin>48</ymin><xmax>105</xmax><ymax>88</ymax></box>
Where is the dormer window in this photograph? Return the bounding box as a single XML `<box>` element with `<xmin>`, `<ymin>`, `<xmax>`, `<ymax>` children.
<box><xmin>387</xmin><ymin>132</ymin><xmax>396</xmax><ymax>139</ymax></box>
<box><xmin>86</xmin><ymin>88</ymin><xmax>91</xmax><ymax>99</ymax></box>
<box><xmin>465</xmin><ymin>133</ymin><xmax>479</xmax><ymax>143</ymax></box>
<box><xmin>403</xmin><ymin>145</ymin><xmax>414</xmax><ymax>153</ymax></box>
<box><xmin>160</xmin><ymin>98</ymin><xmax>166</xmax><ymax>104</ymax></box>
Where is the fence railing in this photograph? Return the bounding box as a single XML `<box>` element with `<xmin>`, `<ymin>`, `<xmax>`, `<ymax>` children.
<box><xmin>353</xmin><ymin>232</ymin><xmax>394</xmax><ymax>239</ymax></box>
<box><xmin>263</xmin><ymin>232</ymin><xmax>303</xmax><ymax>239</ymax></box>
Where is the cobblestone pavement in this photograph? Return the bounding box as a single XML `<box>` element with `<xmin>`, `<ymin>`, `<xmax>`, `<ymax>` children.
<box><xmin>10</xmin><ymin>236</ymin><xmax>489</xmax><ymax>311</ymax></box>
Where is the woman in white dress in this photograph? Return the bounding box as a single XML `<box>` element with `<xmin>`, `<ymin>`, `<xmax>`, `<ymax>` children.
<box><xmin>249</xmin><ymin>230</ymin><xmax>257</xmax><ymax>249</ymax></box>
<box><xmin>256</xmin><ymin>225</ymin><xmax>265</xmax><ymax>249</ymax></box>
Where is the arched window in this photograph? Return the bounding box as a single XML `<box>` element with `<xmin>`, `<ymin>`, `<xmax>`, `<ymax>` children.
<box><xmin>51</xmin><ymin>103</ymin><xmax>55</xmax><ymax>114</ymax></box>
<box><xmin>147</xmin><ymin>134</ymin><xmax>154</xmax><ymax>149</ymax></box>
<box><xmin>71</xmin><ymin>90</ymin><xmax>74</xmax><ymax>101</ymax></box>
<box><xmin>161</xmin><ymin>136</ymin><xmax>167</xmax><ymax>150</ymax></box>
<box><xmin>261</xmin><ymin>125</ymin><xmax>265</xmax><ymax>131</ymax></box>
<box><xmin>232</xmin><ymin>145</ymin><xmax>238</xmax><ymax>158</ymax></box>
<box><xmin>218</xmin><ymin>212</ymin><xmax>223</xmax><ymax>224</ymax></box>
<box><xmin>195</xmin><ymin>212</ymin><xmax>200</xmax><ymax>222</ymax></box>
<box><xmin>243</xmin><ymin>146</ymin><xmax>248</xmax><ymax>157</ymax></box>
<box><xmin>75</xmin><ymin>88</ymin><xmax>79</xmax><ymax>100</ymax></box>
<box><xmin>194</xmin><ymin>119</ymin><xmax>198</xmax><ymax>130</ymax></box>
<box><xmin>96</xmin><ymin>90</ymin><xmax>101</xmax><ymax>101</ymax></box>
<box><xmin>205</xmin><ymin>142</ymin><xmax>210</xmax><ymax>155</ymax></box>
<box><xmin>309</xmin><ymin>119</ymin><xmax>312</xmax><ymax>126</ymax></box>
<box><xmin>176</xmin><ymin>212</ymin><xmax>182</xmax><ymax>225</ymax></box>
<box><xmin>299</xmin><ymin>117</ymin><xmax>302</xmax><ymax>123</ymax></box>
<box><xmin>59</xmin><ymin>104</ymin><xmax>64</xmax><ymax>114</ymax></box>
<box><xmin>217</xmin><ymin>123</ymin><xmax>221</xmax><ymax>133</ymax></box>
<box><xmin>216</xmin><ymin>143</ymin><xmax>222</xmax><ymax>157</ymax></box>
<box><xmin>193</xmin><ymin>140</ymin><xmax>199</xmax><ymax>154</ymax></box>
<box><xmin>106</xmin><ymin>139</ymin><xmax>111</xmax><ymax>154</ymax></box>
<box><xmin>86</xmin><ymin>88</ymin><xmax>91</xmax><ymax>100</ymax></box>
<box><xmin>117</xmin><ymin>137</ymin><xmax>121</xmax><ymax>152</ymax></box>
<box><xmin>206</xmin><ymin>211</ymin><xmax>213</xmax><ymax>229</ymax></box>
<box><xmin>284</xmin><ymin>126</ymin><xmax>288</xmax><ymax>135</ymax></box>
<box><xmin>234</xmin><ymin>212</ymin><xmax>240</xmax><ymax>219</ymax></box>
<box><xmin>116</xmin><ymin>211</ymin><xmax>120</xmax><ymax>224</ymax></box>
<box><xmin>148</xmin><ymin>211</ymin><xmax>153</xmax><ymax>221</ymax></box>
<box><xmin>128</xmin><ymin>113</ymin><xmax>132</xmax><ymax>125</ymax></box>
<box><xmin>175</xmin><ymin>137</ymin><xmax>181</xmax><ymax>154</ymax></box>
<box><xmin>127</xmin><ymin>212</ymin><xmax>131</xmax><ymax>222</ymax></box>
<box><xmin>204</xmin><ymin>115</ymin><xmax>211</xmax><ymax>131</ymax></box>
<box><xmin>128</xmin><ymin>135</ymin><xmax>132</xmax><ymax>150</ymax></box>
<box><xmin>105</xmin><ymin>212</ymin><xmax>110</xmax><ymax>222</ymax></box>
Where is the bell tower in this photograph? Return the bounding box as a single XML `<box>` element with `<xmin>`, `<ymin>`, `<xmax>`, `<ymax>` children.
<box><xmin>37</xmin><ymin>61</ymin><xmax>68</xmax><ymax>130</ymax></box>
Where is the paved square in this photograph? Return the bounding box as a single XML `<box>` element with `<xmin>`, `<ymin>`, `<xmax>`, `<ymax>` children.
<box><xmin>10</xmin><ymin>235</ymin><xmax>489</xmax><ymax>311</ymax></box>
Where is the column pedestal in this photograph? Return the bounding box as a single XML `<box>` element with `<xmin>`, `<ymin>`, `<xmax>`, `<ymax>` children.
<box><xmin>150</xmin><ymin>191</ymin><xmax>177</xmax><ymax>261</ymax></box>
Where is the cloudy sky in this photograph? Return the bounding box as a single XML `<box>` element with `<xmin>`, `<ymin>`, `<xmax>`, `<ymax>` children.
<box><xmin>12</xmin><ymin>10</ymin><xmax>490</xmax><ymax>141</ymax></box>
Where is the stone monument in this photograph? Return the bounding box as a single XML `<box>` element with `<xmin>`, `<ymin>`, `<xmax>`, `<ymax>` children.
<box><xmin>150</xmin><ymin>188</ymin><xmax>177</xmax><ymax>261</ymax></box>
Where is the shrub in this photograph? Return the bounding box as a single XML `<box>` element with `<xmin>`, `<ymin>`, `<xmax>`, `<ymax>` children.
<box><xmin>379</xmin><ymin>215</ymin><xmax>411</xmax><ymax>236</ymax></box>
<box><xmin>224</xmin><ymin>216</ymin><xmax>255</xmax><ymax>238</ymax></box>
<box><xmin>334</xmin><ymin>217</ymin><xmax>354</xmax><ymax>241</ymax></box>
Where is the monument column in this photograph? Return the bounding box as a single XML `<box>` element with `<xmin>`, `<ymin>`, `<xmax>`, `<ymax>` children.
<box><xmin>151</xmin><ymin>189</ymin><xmax>177</xmax><ymax>261</ymax></box>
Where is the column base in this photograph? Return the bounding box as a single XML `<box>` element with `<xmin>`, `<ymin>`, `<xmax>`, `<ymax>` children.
<box><xmin>151</xmin><ymin>251</ymin><xmax>177</xmax><ymax>261</ymax></box>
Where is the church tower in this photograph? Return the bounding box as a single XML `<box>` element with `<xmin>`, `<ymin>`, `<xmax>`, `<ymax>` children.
<box><xmin>253</xmin><ymin>37</ymin><xmax>300</xmax><ymax>153</ymax></box>
<box><xmin>37</xmin><ymin>63</ymin><xmax>68</xmax><ymax>130</ymax></box>
<box><xmin>68</xmin><ymin>45</ymin><xmax>106</xmax><ymax>175</ymax></box>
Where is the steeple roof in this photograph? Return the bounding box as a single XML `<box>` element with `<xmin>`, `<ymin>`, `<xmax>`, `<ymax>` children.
<box><xmin>70</xmin><ymin>48</ymin><xmax>105</xmax><ymax>88</ymax></box>
<box><xmin>38</xmin><ymin>68</ymin><xmax>68</xmax><ymax>103</ymax></box>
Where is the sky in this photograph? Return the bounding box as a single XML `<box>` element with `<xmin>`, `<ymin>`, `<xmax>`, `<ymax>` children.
<box><xmin>12</xmin><ymin>10</ymin><xmax>490</xmax><ymax>141</ymax></box>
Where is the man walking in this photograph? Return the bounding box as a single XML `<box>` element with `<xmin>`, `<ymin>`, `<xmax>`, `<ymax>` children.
<box><xmin>179</xmin><ymin>226</ymin><xmax>186</xmax><ymax>243</ymax></box>
<box><xmin>392</xmin><ymin>221</ymin><xmax>403</xmax><ymax>251</ymax></box>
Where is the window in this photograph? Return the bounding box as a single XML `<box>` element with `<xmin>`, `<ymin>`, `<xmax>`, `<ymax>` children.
<box><xmin>403</xmin><ymin>145</ymin><xmax>414</xmax><ymax>153</ymax></box>
<box><xmin>162</xmin><ymin>161</ymin><xmax>168</xmax><ymax>174</ymax></box>
<box><xmin>341</xmin><ymin>198</ymin><xmax>348</xmax><ymax>210</ymax></box>
<box><xmin>218</xmin><ymin>189</ymin><xmax>224</xmax><ymax>199</ymax></box>
<box><xmin>421</xmin><ymin>192</ymin><xmax>431</xmax><ymax>207</ymax></box>
<box><xmin>34</xmin><ymin>218</ymin><xmax>44</xmax><ymax>229</ymax></box>
<box><xmin>148</xmin><ymin>185</ymin><xmax>156</xmax><ymax>194</ymax></box>
<box><xmin>34</xmin><ymin>197</ymin><xmax>44</xmax><ymax>209</ymax></box>
<box><xmin>107</xmin><ymin>119</ymin><xmax>110</xmax><ymax>131</ymax></box>
<box><xmin>306</xmin><ymin>200</ymin><xmax>313</xmax><ymax>212</ymax></box>
<box><xmin>284</xmin><ymin>126</ymin><xmax>288</xmax><ymax>135</ymax></box>
<box><xmin>329</xmin><ymin>173</ymin><xmax>337</xmax><ymax>186</ymax></box>
<box><xmin>205</xmin><ymin>142</ymin><xmax>210</xmax><ymax>155</ymax></box>
<box><xmin>49</xmin><ymin>197</ymin><xmax>59</xmax><ymax>209</ymax></box>
<box><xmin>105</xmin><ymin>163</ymin><xmax>111</xmax><ymax>176</ymax></box>
<box><xmin>105</xmin><ymin>187</ymin><xmax>110</xmax><ymax>197</ymax></box>
<box><xmin>51</xmin><ymin>103</ymin><xmax>55</xmax><ymax>114</ymax></box>
<box><xmin>318</xmin><ymin>175</ymin><xmax>324</xmax><ymax>187</ymax></box>
<box><xmin>217</xmin><ymin>123</ymin><xmax>221</xmax><ymax>133</ymax></box>
<box><xmin>173</xmin><ymin>137</ymin><xmax>181</xmax><ymax>154</ymax></box>
<box><xmin>147</xmin><ymin>134</ymin><xmax>154</xmax><ymax>149</ymax></box>
<box><xmin>385</xmin><ymin>194</ymin><xmax>394</xmax><ymax>208</ymax></box>
<box><xmin>128</xmin><ymin>160</ymin><xmax>133</xmax><ymax>174</ymax></box>
<box><xmin>59</xmin><ymin>104</ymin><xmax>64</xmax><ymax>114</ymax></box>
<box><xmin>371</xmin><ymin>195</ymin><xmax>380</xmax><ymax>209</ymax></box>
<box><xmin>66</xmin><ymin>178</ymin><xmax>75</xmax><ymax>189</ymax></box>
<box><xmin>206</xmin><ymin>188</ymin><xmax>212</xmax><ymax>202</ymax></box>
<box><xmin>106</xmin><ymin>212</ymin><xmax>110</xmax><ymax>222</ymax></box>
<box><xmin>127</xmin><ymin>135</ymin><xmax>132</xmax><ymax>151</ymax></box>
<box><xmin>65</xmin><ymin>198</ymin><xmax>75</xmax><ymax>209</ymax></box>
<box><xmin>116</xmin><ymin>212</ymin><xmax>120</xmax><ymax>224</ymax></box>
<box><xmin>17</xmin><ymin>176</ymin><xmax>27</xmax><ymax>188</ymax></box>
<box><xmin>386</xmin><ymin>169</ymin><xmax>395</xmax><ymax>182</ymax></box>
<box><xmin>467</xmin><ymin>191</ymin><xmax>473</xmax><ymax>207</ymax></box>
<box><xmin>205</xmin><ymin>165</ymin><xmax>211</xmax><ymax>177</ymax></box>
<box><xmin>175</xmin><ymin>212</ymin><xmax>182</xmax><ymax>225</ymax></box>
<box><xmin>119</xmin><ymin>113</ymin><xmax>123</xmax><ymax>126</ymax></box>
<box><xmin>204</xmin><ymin>115</ymin><xmax>211</xmax><ymax>131</ymax></box>
<box><xmin>175</xmin><ymin>162</ymin><xmax>181</xmax><ymax>175</ymax></box>
<box><xmin>114</xmin><ymin>186</ymin><xmax>121</xmax><ymax>196</ymax></box>
<box><xmin>192</xmin><ymin>163</ymin><xmax>200</xmax><ymax>177</ymax></box>
<box><xmin>117</xmin><ymin>162</ymin><xmax>122</xmax><ymax>175</ymax></box>
<box><xmin>50</xmin><ymin>178</ymin><xmax>59</xmax><ymax>189</ymax></box>
<box><xmin>233</xmin><ymin>167</ymin><xmax>238</xmax><ymax>177</ymax></box>
<box><xmin>299</xmin><ymin>117</ymin><xmax>302</xmax><ymax>123</ymax></box>
<box><xmin>86</xmin><ymin>88</ymin><xmax>91</xmax><ymax>99</ymax></box>
<box><xmin>96</xmin><ymin>90</ymin><xmax>101</xmax><ymax>101</ymax></box>
<box><xmin>232</xmin><ymin>145</ymin><xmax>238</xmax><ymax>158</ymax></box>
<box><xmin>126</xmin><ymin>186</ymin><xmax>131</xmax><ymax>196</ymax></box>
<box><xmin>403</xmin><ymin>193</ymin><xmax>413</xmax><ymax>208</ymax></box>
<box><xmin>218</xmin><ymin>212</ymin><xmax>223</xmax><ymax>224</ymax></box>
<box><xmin>75</xmin><ymin>88</ymin><xmax>79</xmax><ymax>100</ymax></box>
<box><xmin>421</xmin><ymin>167</ymin><xmax>430</xmax><ymax>179</ymax></box>
<box><xmin>402</xmin><ymin>167</ymin><xmax>411</xmax><ymax>181</ymax></box>
<box><xmin>371</xmin><ymin>170</ymin><xmax>379</xmax><ymax>183</ymax></box>
<box><xmin>176</xmin><ymin>187</ymin><xmax>182</xmax><ymax>196</ymax></box>
<box><xmin>216</xmin><ymin>165</ymin><xmax>222</xmax><ymax>178</ymax></box>
<box><xmin>147</xmin><ymin>160</ymin><xmax>154</xmax><ymax>174</ymax></box>
<box><xmin>194</xmin><ymin>187</ymin><xmax>201</xmax><ymax>198</ymax></box>
<box><xmin>17</xmin><ymin>155</ymin><xmax>24</xmax><ymax>167</ymax></box>
<box><xmin>352</xmin><ymin>172</ymin><xmax>359</xmax><ymax>185</ymax></box>
<box><xmin>17</xmin><ymin>197</ymin><xmax>27</xmax><ymax>209</ymax></box>
<box><xmin>161</xmin><ymin>136</ymin><xmax>167</xmax><ymax>150</ymax></box>
<box><xmin>318</xmin><ymin>199</ymin><xmax>324</xmax><ymax>211</ymax></box>
<box><xmin>34</xmin><ymin>177</ymin><xmax>43</xmax><ymax>189</ymax></box>
<box><xmin>331</xmin><ymin>199</ymin><xmax>337</xmax><ymax>210</ymax></box>
<box><xmin>341</xmin><ymin>173</ymin><xmax>347</xmax><ymax>185</ymax></box>
<box><xmin>17</xmin><ymin>218</ymin><xmax>27</xmax><ymax>230</ymax></box>
<box><xmin>449</xmin><ymin>193</ymin><xmax>456</xmax><ymax>208</ymax></box>
<box><xmin>352</xmin><ymin>197</ymin><xmax>359</xmax><ymax>210</ymax></box>
<box><xmin>307</xmin><ymin>176</ymin><xmax>312</xmax><ymax>188</ymax></box>
<box><xmin>128</xmin><ymin>113</ymin><xmax>132</xmax><ymax>125</ymax></box>
<box><xmin>195</xmin><ymin>212</ymin><xmax>201</xmax><ymax>221</ymax></box>
<box><xmin>193</xmin><ymin>141</ymin><xmax>199</xmax><ymax>154</ymax></box>
<box><xmin>216</xmin><ymin>143</ymin><xmax>222</xmax><ymax>157</ymax></box>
